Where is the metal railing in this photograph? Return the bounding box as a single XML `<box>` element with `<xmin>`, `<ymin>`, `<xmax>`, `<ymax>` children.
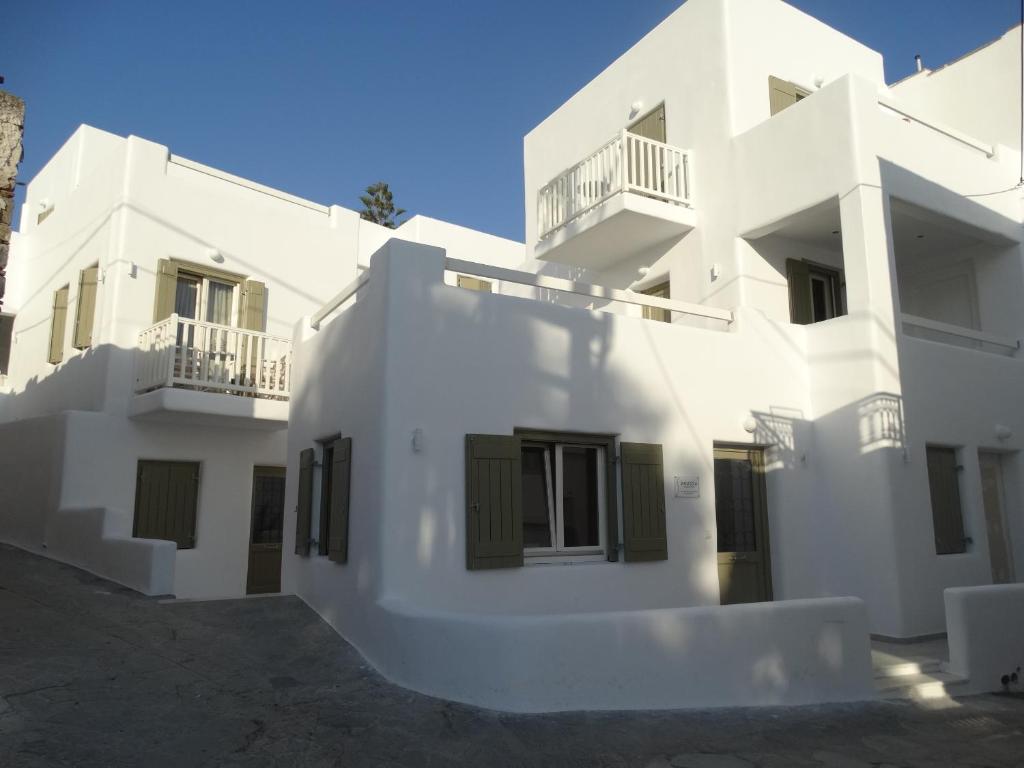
<box><xmin>537</xmin><ymin>130</ymin><xmax>692</xmax><ymax>239</ymax></box>
<box><xmin>135</xmin><ymin>314</ymin><xmax>292</xmax><ymax>399</ymax></box>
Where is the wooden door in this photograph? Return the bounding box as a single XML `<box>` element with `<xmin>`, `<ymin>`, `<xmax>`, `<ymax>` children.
<box><xmin>714</xmin><ymin>446</ymin><xmax>773</xmax><ymax>604</ymax></box>
<box><xmin>980</xmin><ymin>452</ymin><xmax>1015</xmax><ymax>584</ymax></box>
<box><xmin>247</xmin><ymin>466</ymin><xmax>286</xmax><ymax>594</ymax></box>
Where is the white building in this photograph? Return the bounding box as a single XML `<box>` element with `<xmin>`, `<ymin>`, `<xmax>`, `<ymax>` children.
<box><xmin>3</xmin><ymin>0</ymin><xmax>1024</xmax><ymax>712</ymax></box>
<box><xmin>0</xmin><ymin>125</ymin><xmax>523</xmax><ymax>599</ymax></box>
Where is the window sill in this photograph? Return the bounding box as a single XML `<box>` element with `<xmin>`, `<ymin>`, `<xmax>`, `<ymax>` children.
<box><xmin>524</xmin><ymin>552</ymin><xmax>609</xmax><ymax>566</ymax></box>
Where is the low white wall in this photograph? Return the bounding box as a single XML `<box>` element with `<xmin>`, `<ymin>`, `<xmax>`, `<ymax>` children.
<box><xmin>946</xmin><ymin>584</ymin><xmax>1024</xmax><ymax>695</ymax></box>
<box><xmin>321</xmin><ymin>595</ymin><xmax>874</xmax><ymax>713</ymax></box>
<box><xmin>44</xmin><ymin>506</ymin><xmax>176</xmax><ymax>596</ymax></box>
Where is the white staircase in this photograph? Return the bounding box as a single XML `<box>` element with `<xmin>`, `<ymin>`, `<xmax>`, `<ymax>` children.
<box><xmin>872</xmin><ymin>638</ymin><xmax>968</xmax><ymax>702</ymax></box>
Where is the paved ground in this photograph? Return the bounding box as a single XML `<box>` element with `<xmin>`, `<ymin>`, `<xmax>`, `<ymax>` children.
<box><xmin>2</xmin><ymin>545</ymin><xmax>1024</xmax><ymax>768</ymax></box>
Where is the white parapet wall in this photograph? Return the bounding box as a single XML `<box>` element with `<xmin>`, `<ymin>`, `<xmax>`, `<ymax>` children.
<box><xmin>946</xmin><ymin>584</ymin><xmax>1024</xmax><ymax>694</ymax></box>
<box><xmin>366</xmin><ymin>595</ymin><xmax>875</xmax><ymax>712</ymax></box>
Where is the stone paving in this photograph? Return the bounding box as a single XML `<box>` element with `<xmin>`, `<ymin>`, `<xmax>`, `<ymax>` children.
<box><xmin>2</xmin><ymin>543</ymin><xmax>1024</xmax><ymax>767</ymax></box>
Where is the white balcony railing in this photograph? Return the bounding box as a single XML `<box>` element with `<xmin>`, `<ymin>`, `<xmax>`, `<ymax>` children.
<box><xmin>537</xmin><ymin>129</ymin><xmax>692</xmax><ymax>239</ymax></box>
<box><xmin>135</xmin><ymin>314</ymin><xmax>292</xmax><ymax>399</ymax></box>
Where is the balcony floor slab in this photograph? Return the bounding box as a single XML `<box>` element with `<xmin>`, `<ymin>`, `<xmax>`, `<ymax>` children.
<box><xmin>536</xmin><ymin>192</ymin><xmax>696</xmax><ymax>270</ymax></box>
<box><xmin>129</xmin><ymin>387</ymin><xmax>288</xmax><ymax>430</ymax></box>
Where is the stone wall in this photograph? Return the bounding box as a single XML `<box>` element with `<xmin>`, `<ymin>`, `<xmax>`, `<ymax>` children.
<box><xmin>0</xmin><ymin>89</ymin><xmax>25</xmax><ymax>309</ymax></box>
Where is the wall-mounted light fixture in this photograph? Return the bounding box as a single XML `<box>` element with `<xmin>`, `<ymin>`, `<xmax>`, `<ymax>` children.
<box><xmin>742</xmin><ymin>416</ymin><xmax>757</xmax><ymax>434</ymax></box>
<box><xmin>411</xmin><ymin>428</ymin><xmax>424</xmax><ymax>453</ymax></box>
<box><xmin>995</xmin><ymin>424</ymin><xmax>1013</xmax><ymax>441</ymax></box>
<box><xmin>629</xmin><ymin>101</ymin><xmax>643</xmax><ymax>119</ymax></box>
<box><xmin>710</xmin><ymin>263</ymin><xmax>721</xmax><ymax>282</ymax></box>
<box><xmin>128</xmin><ymin>261</ymin><xmax>138</xmax><ymax>279</ymax></box>
<box><xmin>207</xmin><ymin>247</ymin><xmax>225</xmax><ymax>264</ymax></box>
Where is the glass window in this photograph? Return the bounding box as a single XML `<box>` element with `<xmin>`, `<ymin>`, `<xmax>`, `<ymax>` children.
<box><xmin>808</xmin><ymin>267</ymin><xmax>843</xmax><ymax>323</ymax></box>
<box><xmin>206</xmin><ymin>280</ymin><xmax>234</xmax><ymax>325</ymax></box>
<box><xmin>522</xmin><ymin>445</ymin><xmax>554</xmax><ymax>548</ymax></box>
<box><xmin>175</xmin><ymin>275</ymin><xmax>200</xmax><ymax>319</ymax></box>
<box><xmin>714</xmin><ymin>457</ymin><xmax>757</xmax><ymax>552</ymax></box>
<box><xmin>521</xmin><ymin>440</ymin><xmax>606</xmax><ymax>556</ymax></box>
<box><xmin>251</xmin><ymin>472</ymin><xmax>285</xmax><ymax>545</ymax></box>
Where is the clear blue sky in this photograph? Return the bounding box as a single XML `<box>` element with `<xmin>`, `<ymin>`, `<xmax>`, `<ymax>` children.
<box><xmin>6</xmin><ymin>1</ymin><xmax>1020</xmax><ymax>242</ymax></box>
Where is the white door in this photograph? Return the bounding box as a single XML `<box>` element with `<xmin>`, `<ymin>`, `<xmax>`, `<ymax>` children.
<box><xmin>980</xmin><ymin>452</ymin><xmax>1015</xmax><ymax>584</ymax></box>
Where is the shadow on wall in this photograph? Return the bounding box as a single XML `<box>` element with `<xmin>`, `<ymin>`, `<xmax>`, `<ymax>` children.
<box><xmin>0</xmin><ymin>344</ymin><xmax>131</xmax><ymax>423</ymax></box>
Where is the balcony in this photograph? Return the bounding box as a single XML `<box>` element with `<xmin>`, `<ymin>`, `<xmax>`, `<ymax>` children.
<box><xmin>535</xmin><ymin>130</ymin><xmax>696</xmax><ymax>270</ymax></box>
<box><xmin>131</xmin><ymin>315</ymin><xmax>291</xmax><ymax>429</ymax></box>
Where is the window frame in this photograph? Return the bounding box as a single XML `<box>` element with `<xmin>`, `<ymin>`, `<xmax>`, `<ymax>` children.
<box><xmin>175</xmin><ymin>270</ymin><xmax>239</xmax><ymax>327</ymax></box>
<box><xmin>515</xmin><ymin>429</ymin><xmax>616</xmax><ymax>563</ymax></box>
<box><xmin>313</xmin><ymin>432</ymin><xmax>342</xmax><ymax>556</ymax></box>
<box><xmin>641</xmin><ymin>281</ymin><xmax>671</xmax><ymax>323</ymax></box>
<box><xmin>807</xmin><ymin>264</ymin><xmax>844</xmax><ymax>323</ymax></box>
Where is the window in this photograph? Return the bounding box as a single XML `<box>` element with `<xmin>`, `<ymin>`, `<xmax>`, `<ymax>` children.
<box><xmin>294</xmin><ymin>436</ymin><xmax>351</xmax><ymax>562</ymax></box>
<box><xmin>317</xmin><ymin>439</ymin><xmax>335</xmax><ymax>556</ymax></box>
<box><xmin>520</xmin><ymin>435</ymin><xmax>607</xmax><ymax>558</ymax></box>
<box><xmin>457</xmin><ymin>275</ymin><xmax>492</xmax><ymax>293</ymax></box>
<box><xmin>0</xmin><ymin>314</ymin><xmax>13</xmax><ymax>376</ymax></box>
<box><xmin>768</xmin><ymin>76</ymin><xmax>810</xmax><ymax>116</ymax></box>
<box><xmin>73</xmin><ymin>265</ymin><xmax>99</xmax><ymax>349</ymax></box>
<box><xmin>926</xmin><ymin>446</ymin><xmax>968</xmax><ymax>555</ymax></box>
<box><xmin>175</xmin><ymin>272</ymin><xmax>237</xmax><ymax>325</ymax></box>
<box><xmin>465</xmin><ymin>433</ymin><xmax>666</xmax><ymax>569</ymax></box>
<box><xmin>153</xmin><ymin>258</ymin><xmax>265</xmax><ymax>332</ymax></box>
<box><xmin>787</xmin><ymin>259</ymin><xmax>846</xmax><ymax>325</ymax></box>
<box><xmin>47</xmin><ymin>285</ymin><xmax>69</xmax><ymax>364</ymax></box>
<box><xmin>133</xmin><ymin>460</ymin><xmax>200</xmax><ymax>549</ymax></box>
<box><xmin>641</xmin><ymin>281</ymin><xmax>671</xmax><ymax>323</ymax></box>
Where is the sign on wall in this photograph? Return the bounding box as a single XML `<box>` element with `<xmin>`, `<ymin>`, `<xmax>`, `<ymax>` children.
<box><xmin>675</xmin><ymin>476</ymin><xmax>700</xmax><ymax>499</ymax></box>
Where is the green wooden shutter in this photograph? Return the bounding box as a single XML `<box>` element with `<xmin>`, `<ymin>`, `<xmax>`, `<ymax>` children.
<box><xmin>294</xmin><ymin>448</ymin><xmax>315</xmax><ymax>556</ymax></box>
<box><xmin>621</xmin><ymin>442</ymin><xmax>668</xmax><ymax>562</ymax></box>
<box><xmin>327</xmin><ymin>437</ymin><xmax>352</xmax><ymax>563</ymax></box>
<box><xmin>926</xmin><ymin>446</ymin><xmax>967</xmax><ymax>555</ymax></box>
<box><xmin>153</xmin><ymin>259</ymin><xmax>178</xmax><ymax>322</ymax></box>
<box><xmin>133</xmin><ymin>460</ymin><xmax>200</xmax><ymax>549</ymax></box>
<box><xmin>787</xmin><ymin>259</ymin><xmax>812</xmax><ymax>325</ymax></box>
<box><xmin>73</xmin><ymin>265</ymin><xmax>99</xmax><ymax>349</ymax></box>
<box><xmin>48</xmin><ymin>285</ymin><xmax>69</xmax><ymax>364</ymax></box>
<box><xmin>466</xmin><ymin>434</ymin><xmax>523</xmax><ymax>570</ymax></box>
<box><xmin>239</xmin><ymin>279</ymin><xmax>266</xmax><ymax>331</ymax></box>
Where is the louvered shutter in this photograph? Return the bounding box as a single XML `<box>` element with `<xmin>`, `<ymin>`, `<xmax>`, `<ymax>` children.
<box><xmin>621</xmin><ymin>442</ymin><xmax>668</xmax><ymax>562</ymax></box>
<box><xmin>465</xmin><ymin>434</ymin><xmax>523</xmax><ymax>570</ymax></box>
<box><xmin>239</xmin><ymin>279</ymin><xmax>266</xmax><ymax>331</ymax></box>
<box><xmin>294</xmin><ymin>448</ymin><xmax>315</xmax><ymax>556</ymax></box>
<box><xmin>48</xmin><ymin>285</ymin><xmax>69</xmax><ymax>364</ymax></box>
<box><xmin>328</xmin><ymin>437</ymin><xmax>352</xmax><ymax>563</ymax></box>
<box><xmin>769</xmin><ymin>76</ymin><xmax>800</xmax><ymax>115</ymax></box>
<box><xmin>787</xmin><ymin>259</ymin><xmax>812</xmax><ymax>325</ymax></box>
<box><xmin>153</xmin><ymin>259</ymin><xmax>178</xmax><ymax>322</ymax></box>
<box><xmin>73</xmin><ymin>265</ymin><xmax>99</xmax><ymax>349</ymax></box>
<box><xmin>926</xmin><ymin>446</ymin><xmax>967</xmax><ymax>555</ymax></box>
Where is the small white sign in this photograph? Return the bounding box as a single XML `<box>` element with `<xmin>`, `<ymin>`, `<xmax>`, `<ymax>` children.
<box><xmin>675</xmin><ymin>476</ymin><xmax>700</xmax><ymax>499</ymax></box>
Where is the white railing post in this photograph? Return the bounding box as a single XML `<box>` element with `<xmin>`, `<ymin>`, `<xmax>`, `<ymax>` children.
<box><xmin>165</xmin><ymin>313</ymin><xmax>178</xmax><ymax>388</ymax></box>
<box><xmin>619</xmin><ymin>128</ymin><xmax>629</xmax><ymax>196</ymax></box>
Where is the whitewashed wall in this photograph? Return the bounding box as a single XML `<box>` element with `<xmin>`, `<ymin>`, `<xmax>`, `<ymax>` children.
<box><xmin>285</xmin><ymin>241</ymin><xmax>878</xmax><ymax>711</ymax></box>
